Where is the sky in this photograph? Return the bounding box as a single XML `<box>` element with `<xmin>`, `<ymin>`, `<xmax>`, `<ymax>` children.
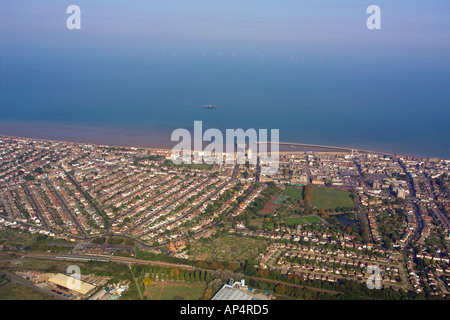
<box><xmin>1</xmin><ymin>0</ymin><xmax>450</xmax><ymax>53</ymax></box>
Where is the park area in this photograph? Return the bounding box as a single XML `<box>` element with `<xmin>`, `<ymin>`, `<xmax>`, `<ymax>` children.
<box><xmin>280</xmin><ymin>185</ymin><xmax>354</xmax><ymax>227</ymax></box>
<box><xmin>302</xmin><ymin>215</ymin><xmax>324</xmax><ymax>224</ymax></box>
<box><xmin>283</xmin><ymin>186</ymin><xmax>304</xmax><ymax>200</ymax></box>
<box><xmin>285</xmin><ymin>215</ymin><xmax>324</xmax><ymax>226</ymax></box>
<box><xmin>311</xmin><ymin>187</ymin><xmax>354</xmax><ymax>210</ymax></box>
<box><xmin>284</xmin><ymin>216</ymin><xmax>306</xmax><ymax>225</ymax></box>
<box><xmin>282</xmin><ymin>185</ymin><xmax>354</xmax><ymax>211</ymax></box>
<box><xmin>189</xmin><ymin>233</ymin><xmax>269</xmax><ymax>262</ymax></box>
<box><xmin>143</xmin><ymin>280</ymin><xmax>206</xmax><ymax>300</ymax></box>
<box><xmin>259</xmin><ymin>193</ymin><xmax>288</xmax><ymax>216</ymax></box>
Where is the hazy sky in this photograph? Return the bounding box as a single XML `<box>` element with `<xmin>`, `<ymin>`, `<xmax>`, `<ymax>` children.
<box><xmin>1</xmin><ymin>0</ymin><xmax>449</xmax><ymax>53</ymax></box>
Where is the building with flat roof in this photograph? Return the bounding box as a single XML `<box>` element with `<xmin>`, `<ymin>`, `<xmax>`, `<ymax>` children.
<box><xmin>47</xmin><ymin>273</ymin><xmax>96</xmax><ymax>297</ymax></box>
<box><xmin>211</xmin><ymin>284</ymin><xmax>255</xmax><ymax>300</ymax></box>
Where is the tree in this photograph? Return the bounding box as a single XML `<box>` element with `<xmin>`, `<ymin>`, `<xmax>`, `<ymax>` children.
<box><xmin>257</xmin><ymin>269</ymin><xmax>269</xmax><ymax>278</ymax></box>
<box><xmin>303</xmin><ymin>184</ymin><xmax>314</xmax><ymax>206</ymax></box>
<box><xmin>344</xmin><ymin>226</ymin><xmax>352</xmax><ymax>235</ymax></box>
<box><xmin>383</xmin><ymin>237</ymin><xmax>392</xmax><ymax>249</ymax></box>
<box><xmin>274</xmin><ymin>284</ymin><xmax>287</xmax><ymax>296</ymax></box>
<box><xmin>197</xmin><ymin>260</ymin><xmax>209</xmax><ymax>269</ymax></box>
<box><xmin>319</xmin><ymin>208</ymin><xmax>328</xmax><ymax>219</ymax></box>
<box><xmin>203</xmin><ymin>288</ymin><xmax>213</xmax><ymax>300</ymax></box>
<box><xmin>244</xmin><ymin>263</ymin><xmax>257</xmax><ymax>277</ymax></box>
<box><xmin>144</xmin><ymin>277</ymin><xmax>152</xmax><ymax>286</ymax></box>
<box><xmin>294</xmin><ymin>287</ymin><xmax>304</xmax><ymax>298</ymax></box>
<box><xmin>226</xmin><ymin>263</ymin><xmax>239</xmax><ymax>272</ymax></box>
<box><xmin>200</xmin><ymin>270</ymin><xmax>206</xmax><ymax>282</ymax></box>
<box><xmin>24</xmin><ymin>174</ymin><xmax>35</xmax><ymax>181</ymax></box>
<box><xmin>210</xmin><ymin>261</ymin><xmax>223</xmax><ymax>270</ymax></box>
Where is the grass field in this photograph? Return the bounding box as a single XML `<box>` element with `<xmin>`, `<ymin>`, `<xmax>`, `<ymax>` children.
<box><xmin>0</xmin><ymin>283</ymin><xmax>55</xmax><ymax>300</ymax></box>
<box><xmin>284</xmin><ymin>186</ymin><xmax>304</xmax><ymax>201</ymax></box>
<box><xmin>189</xmin><ymin>234</ymin><xmax>269</xmax><ymax>262</ymax></box>
<box><xmin>249</xmin><ymin>220</ymin><xmax>263</xmax><ymax>229</ymax></box>
<box><xmin>285</xmin><ymin>217</ymin><xmax>306</xmax><ymax>225</ymax></box>
<box><xmin>271</xmin><ymin>194</ymin><xmax>288</xmax><ymax>205</ymax></box>
<box><xmin>143</xmin><ymin>280</ymin><xmax>206</xmax><ymax>300</ymax></box>
<box><xmin>312</xmin><ymin>187</ymin><xmax>354</xmax><ymax>210</ymax></box>
<box><xmin>303</xmin><ymin>215</ymin><xmax>324</xmax><ymax>224</ymax></box>
<box><xmin>0</xmin><ymin>228</ymin><xmax>46</xmax><ymax>247</ymax></box>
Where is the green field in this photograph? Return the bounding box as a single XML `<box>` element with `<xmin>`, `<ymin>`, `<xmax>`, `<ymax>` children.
<box><xmin>285</xmin><ymin>217</ymin><xmax>306</xmax><ymax>225</ymax></box>
<box><xmin>0</xmin><ymin>283</ymin><xmax>55</xmax><ymax>300</ymax></box>
<box><xmin>143</xmin><ymin>280</ymin><xmax>206</xmax><ymax>300</ymax></box>
<box><xmin>189</xmin><ymin>233</ymin><xmax>269</xmax><ymax>262</ymax></box>
<box><xmin>270</xmin><ymin>193</ymin><xmax>288</xmax><ymax>205</ymax></box>
<box><xmin>0</xmin><ymin>228</ymin><xmax>49</xmax><ymax>247</ymax></box>
<box><xmin>283</xmin><ymin>186</ymin><xmax>304</xmax><ymax>201</ymax></box>
<box><xmin>303</xmin><ymin>215</ymin><xmax>324</xmax><ymax>224</ymax></box>
<box><xmin>163</xmin><ymin>160</ymin><xmax>213</xmax><ymax>170</ymax></box>
<box><xmin>249</xmin><ymin>220</ymin><xmax>264</xmax><ymax>229</ymax></box>
<box><xmin>312</xmin><ymin>187</ymin><xmax>354</xmax><ymax>210</ymax></box>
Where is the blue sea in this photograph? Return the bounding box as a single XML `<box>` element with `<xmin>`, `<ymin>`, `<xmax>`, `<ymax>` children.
<box><xmin>0</xmin><ymin>45</ymin><xmax>449</xmax><ymax>158</ymax></box>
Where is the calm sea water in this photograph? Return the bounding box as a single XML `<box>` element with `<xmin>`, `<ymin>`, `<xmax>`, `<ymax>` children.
<box><xmin>0</xmin><ymin>47</ymin><xmax>449</xmax><ymax>158</ymax></box>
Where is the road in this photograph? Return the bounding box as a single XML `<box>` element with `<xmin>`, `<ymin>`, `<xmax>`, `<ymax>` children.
<box><xmin>0</xmin><ymin>269</ymin><xmax>68</xmax><ymax>300</ymax></box>
<box><xmin>135</xmin><ymin>163</ymin><xmax>239</xmax><ymax>242</ymax></box>
<box><xmin>21</xmin><ymin>183</ymin><xmax>49</xmax><ymax>229</ymax></box>
<box><xmin>64</xmin><ymin>168</ymin><xmax>110</xmax><ymax>235</ymax></box>
<box><xmin>0</xmin><ymin>192</ymin><xmax>14</xmax><ymax>220</ymax></box>
<box><xmin>352</xmin><ymin>159</ymin><xmax>374</xmax><ymax>243</ymax></box>
<box><xmin>397</xmin><ymin>159</ymin><xmax>423</xmax><ymax>248</ymax></box>
<box><xmin>128</xmin><ymin>265</ymin><xmax>143</xmax><ymax>300</ymax></box>
<box><xmin>45</xmin><ymin>178</ymin><xmax>88</xmax><ymax>238</ymax></box>
<box><xmin>7</xmin><ymin>162</ymin><xmax>242</xmax><ymax>251</ymax></box>
<box><xmin>126</xmin><ymin>177</ymin><xmax>211</xmax><ymax>235</ymax></box>
<box><xmin>421</xmin><ymin>173</ymin><xmax>450</xmax><ymax>229</ymax></box>
<box><xmin>108</xmin><ymin>175</ymin><xmax>168</xmax><ymax>223</ymax></box>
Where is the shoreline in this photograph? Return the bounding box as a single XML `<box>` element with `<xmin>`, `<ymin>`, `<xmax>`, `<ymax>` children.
<box><xmin>0</xmin><ymin>122</ymin><xmax>447</xmax><ymax>160</ymax></box>
<box><xmin>0</xmin><ymin>134</ymin><xmax>444</xmax><ymax>162</ymax></box>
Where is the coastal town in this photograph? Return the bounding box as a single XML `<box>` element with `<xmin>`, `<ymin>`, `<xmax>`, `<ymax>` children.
<box><xmin>0</xmin><ymin>135</ymin><xmax>449</xmax><ymax>300</ymax></box>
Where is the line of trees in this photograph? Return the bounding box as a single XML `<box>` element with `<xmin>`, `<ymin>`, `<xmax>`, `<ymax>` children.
<box><xmin>303</xmin><ymin>184</ymin><xmax>314</xmax><ymax>206</ymax></box>
<box><xmin>132</xmin><ymin>264</ymin><xmax>212</xmax><ymax>284</ymax></box>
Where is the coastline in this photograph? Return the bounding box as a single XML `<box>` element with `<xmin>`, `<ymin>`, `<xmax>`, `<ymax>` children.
<box><xmin>0</xmin><ymin>121</ymin><xmax>176</xmax><ymax>150</ymax></box>
<box><xmin>0</xmin><ymin>121</ymin><xmax>447</xmax><ymax>160</ymax></box>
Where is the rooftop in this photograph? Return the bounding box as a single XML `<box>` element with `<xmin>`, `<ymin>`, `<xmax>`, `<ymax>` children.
<box><xmin>211</xmin><ymin>284</ymin><xmax>255</xmax><ymax>300</ymax></box>
<box><xmin>48</xmin><ymin>273</ymin><xmax>96</xmax><ymax>296</ymax></box>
